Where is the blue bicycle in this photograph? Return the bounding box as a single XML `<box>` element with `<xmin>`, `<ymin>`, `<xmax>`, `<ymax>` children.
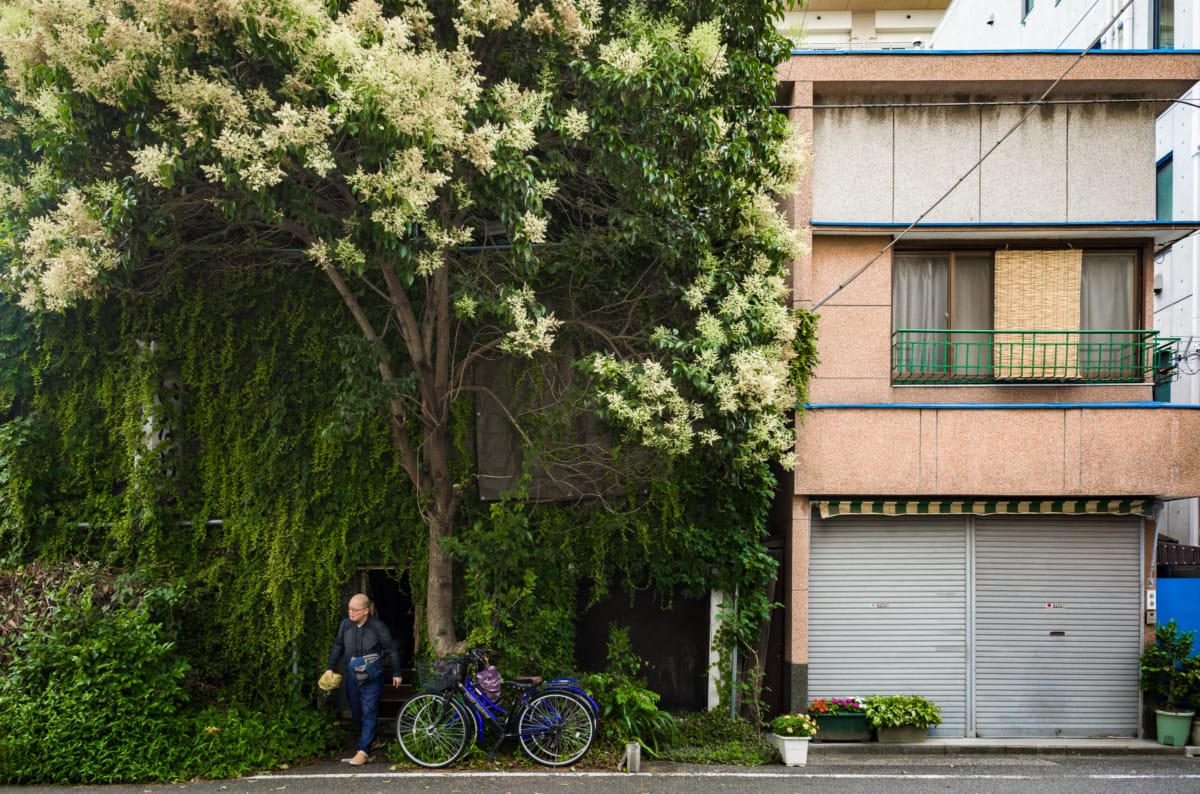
<box><xmin>396</xmin><ymin>648</ymin><xmax>599</xmax><ymax>768</ymax></box>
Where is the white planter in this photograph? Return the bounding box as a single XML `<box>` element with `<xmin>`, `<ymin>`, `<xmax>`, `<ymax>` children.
<box><xmin>767</xmin><ymin>733</ymin><xmax>810</xmax><ymax>766</ymax></box>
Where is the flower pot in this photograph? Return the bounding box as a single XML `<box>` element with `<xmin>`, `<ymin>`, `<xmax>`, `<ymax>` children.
<box><xmin>812</xmin><ymin>713</ymin><xmax>871</xmax><ymax>742</ymax></box>
<box><xmin>877</xmin><ymin>725</ymin><xmax>929</xmax><ymax>743</ymax></box>
<box><xmin>1154</xmin><ymin>709</ymin><xmax>1195</xmax><ymax>747</ymax></box>
<box><xmin>767</xmin><ymin>733</ymin><xmax>810</xmax><ymax>766</ymax></box>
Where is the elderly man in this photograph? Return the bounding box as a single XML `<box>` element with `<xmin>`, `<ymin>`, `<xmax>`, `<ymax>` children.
<box><xmin>325</xmin><ymin>593</ymin><xmax>403</xmax><ymax>765</ymax></box>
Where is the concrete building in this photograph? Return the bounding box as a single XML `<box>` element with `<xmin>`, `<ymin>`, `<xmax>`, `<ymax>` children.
<box><xmin>930</xmin><ymin>0</ymin><xmax>1200</xmax><ymax>548</ymax></box>
<box><xmin>780</xmin><ymin>0</ymin><xmax>950</xmax><ymax>50</ymax></box>
<box><xmin>778</xmin><ymin>47</ymin><xmax>1200</xmax><ymax>736</ymax></box>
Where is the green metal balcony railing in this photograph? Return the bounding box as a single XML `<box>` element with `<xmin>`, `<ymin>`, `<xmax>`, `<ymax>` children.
<box><xmin>892</xmin><ymin>329</ymin><xmax>1179</xmax><ymax>385</ymax></box>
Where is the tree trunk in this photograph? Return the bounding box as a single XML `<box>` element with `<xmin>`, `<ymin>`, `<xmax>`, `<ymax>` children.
<box><xmin>425</xmin><ymin>507</ymin><xmax>458</xmax><ymax>656</ymax></box>
<box><xmin>421</xmin><ymin>401</ymin><xmax>462</xmax><ymax>657</ymax></box>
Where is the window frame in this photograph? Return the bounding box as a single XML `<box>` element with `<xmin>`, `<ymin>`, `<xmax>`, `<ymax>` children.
<box><xmin>891</xmin><ymin>246</ymin><xmax>1146</xmax><ymax>384</ymax></box>
<box><xmin>1155</xmin><ymin>0</ymin><xmax>1174</xmax><ymax>49</ymax></box>
<box><xmin>1157</xmin><ymin>154</ymin><xmax>1174</xmax><ymax>221</ymax></box>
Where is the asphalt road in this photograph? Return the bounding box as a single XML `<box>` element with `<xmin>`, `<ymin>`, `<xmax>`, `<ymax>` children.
<box><xmin>9</xmin><ymin>755</ymin><xmax>1200</xmax><ymax>794</ymax></box>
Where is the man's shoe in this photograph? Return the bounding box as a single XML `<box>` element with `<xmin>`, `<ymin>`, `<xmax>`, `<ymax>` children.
<box><xmin>348</xmin><ymin>751</ymin><xmax>370</xmax><ymax>766</ymax></box>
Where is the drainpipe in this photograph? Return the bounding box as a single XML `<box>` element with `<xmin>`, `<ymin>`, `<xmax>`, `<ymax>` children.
<box><xmin>1190</xmin><ymin>82</ymin><xmax>1200</xmax><ymax>545</ymax></box>
<box><xmin>729</xmin><ymin>586</ymin><xmax>738</xmax><ymax>721</ymax></box>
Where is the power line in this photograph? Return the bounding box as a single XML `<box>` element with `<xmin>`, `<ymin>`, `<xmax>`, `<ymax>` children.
<box><xmin>1055</xmin><ymin>0</ymin><xmax>1106</xmax><ymax>48</ymax></box>
<box><xmin>773</xmin><ymin>97</ymin><xmax>1200</xmax><ymax>111</ymax></box>
<box><xmin>808</xmin><ymin>0</ymin><xmax>1139</xmax><ymax>311</ymax></box>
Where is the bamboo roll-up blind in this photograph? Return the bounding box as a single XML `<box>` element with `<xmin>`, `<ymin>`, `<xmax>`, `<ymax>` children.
<box><xmin>993</xmin><ymin>249</ymin><xmax>1082</xmax><ymax>378</ymax></box>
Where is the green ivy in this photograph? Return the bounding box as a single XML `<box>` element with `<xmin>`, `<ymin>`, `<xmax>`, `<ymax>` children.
<box><xmin>0</xmin><ymin>257</ymin><xmax>807</xmax><ymax>715</ymax></box>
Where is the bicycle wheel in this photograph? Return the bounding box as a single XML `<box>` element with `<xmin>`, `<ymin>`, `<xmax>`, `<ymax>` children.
<box><xmin>396</xmin><ymin>693</ymin><xmax>474</xmax><ymax>768</ymax></box>
<box><xmin>517</xmin><ymin>690</ymin><xmax>596</xmax><ymax>767</ymax></box>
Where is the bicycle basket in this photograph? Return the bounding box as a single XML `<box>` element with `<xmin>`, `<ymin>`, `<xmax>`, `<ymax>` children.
<box><xmin>417</xmin><ymin>656</ymin><xmax>465</xmax><ymax>691</ymax></box>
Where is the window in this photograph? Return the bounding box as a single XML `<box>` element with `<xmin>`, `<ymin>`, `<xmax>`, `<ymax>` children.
<box><xmin>1022</xmin><ymin>0</ymin><xmax>1034</xmax><ymax>20</ymax></box>
<box><xmin>893</xmin><ymin>253</ymin><xmax>993</xmax><ymax>377</ymax></box>
<box><xmin>893</xmin><ymin>249</ymin><xmax>1142</xmax><ymax>382</ymax></box>
<box><xmin>1157</xmin><ymin>155</ymin><xmax>1173</xmax><ymax>221</ymax></box>
<box><xmin>1080</xmin><ymin>252</ymin><xmax>1138</xmax><ymax>377</ymax></box>
<box><xmin>1155</xmin><ymin>0</ymin><xmax>1174</xmax><ymax>49</ymax></box>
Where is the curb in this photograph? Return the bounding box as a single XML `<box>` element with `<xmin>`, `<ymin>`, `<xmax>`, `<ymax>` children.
<box><xmin>808</xmin><ymin>739</ymin><xmax>1189</xmax><ymax>757</ymax></box>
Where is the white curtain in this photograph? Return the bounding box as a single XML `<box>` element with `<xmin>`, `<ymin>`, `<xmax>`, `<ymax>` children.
<box><xmin>951</xmin><ymin>254</ymin><xmax>993</xmax><ymax>376</ymax></box>
<box><xmin>1080</xmin><ymin>252</ymin><xmax>1137</xmax><ymax>377</ymax></box>
<box><xmin>893</xmin><ymin>256</ymin><xmax>949</xmax><ymax>374</ymax></box>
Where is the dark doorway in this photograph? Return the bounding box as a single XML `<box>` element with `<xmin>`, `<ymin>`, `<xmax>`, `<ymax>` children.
<box><xmin>575</xmin><ymin>589</ymin><xmax>710</xmax><ymax>710</ymax></box>
<box><xmin>354</xmin><ymin>568</ymin><xmax>417</xmax><ymax>717</ymax></box>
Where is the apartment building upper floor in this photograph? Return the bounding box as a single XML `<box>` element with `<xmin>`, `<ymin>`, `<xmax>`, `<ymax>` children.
<box><xmin>781</xmin><ymin>49</ymin><xmax>1200</xmax><ymax>498</ymax></box>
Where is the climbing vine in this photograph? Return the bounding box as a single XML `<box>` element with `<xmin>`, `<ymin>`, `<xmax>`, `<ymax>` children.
<box><xmin>0</xmin><ymin>264</ymin><xmax>428</xmax><ymax>702</ymax></box>
<box><xmin>0</xmin><ymin>0</ymin><xmax>813</xmax><ymax>711</ymax></box>
<box><xmin>0</xmin><ymin>256</ymin><xmax>807</xmax><ymax>707</ymax></box>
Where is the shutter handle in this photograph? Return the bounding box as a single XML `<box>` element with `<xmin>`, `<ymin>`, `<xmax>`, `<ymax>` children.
<box><xmin>1049</xmin><ymin>631</ymin><xmax>1066</xmax><ymax>636</ymax></box>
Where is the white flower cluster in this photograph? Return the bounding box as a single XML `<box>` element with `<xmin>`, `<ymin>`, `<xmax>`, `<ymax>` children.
<box><xmin>560</xmin><ymin>108</ymin><xmax>589</xmax><ymax>140</ymax></box>
<box><xmin>499</xmin><ymin>286</ymin><xmax>561</xmax><ymax>357</ymax></box>
<box><xmin>457</xmin><ymin>0</ymin><xmax>520</xmax><ymax>38</ymax></box>
<box><xmin>347</xmin><ymin>149</ymin><xmax>450</xmax><ymax>237</ymax></box>
<box><xmin>16</xmin><ymin>188</ymin><xmax>117</xmax><ymax>310</ymax></box>
<box><xmin>523</xmin><ymin>0</ymin><xmax>601</xmax><ymax>50</ymax></box>
<box><xmin>766</xmin><ymin>123</ymin><xmax>809</xmax><ymax>196</ymax></box>
<box><xmin>519</xmin><ymin>212</ymin><xmax>548</xmax><ymax>244</ymax></box>
<box><xmin>592</xmin><ymin>356</ymin><xmax>705</xmax><ymax>457</ymax></box>
<box><xmin>594</xmin><ymin>248</ymin><xmax>802</xmax><ymax>471</ymax></box>
<box><xmin>130</xmin><ymin>143</ymin><xmax>179</xmax><ymax>187</ymax></box>
<box><xmin>684</xmin><ymin>20</ymin><xmax>726</xmax><ymax>78</ymax></box>
<box><xmin>740</xmin><ymin>194</ymin><xmax>806</xmax><ymax>263</ymax></box>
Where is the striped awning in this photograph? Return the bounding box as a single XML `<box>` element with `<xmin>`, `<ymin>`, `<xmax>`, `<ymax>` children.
<box><xmin>817</xmin><ymin>498</ymin><xmax>1155</xmax><ymax>520</ymax></box>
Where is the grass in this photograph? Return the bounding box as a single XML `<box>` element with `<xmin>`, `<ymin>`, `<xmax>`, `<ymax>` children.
<box><xmin>378</xmin><ymin>709</ymin><xmax>771</xmax><ymax>770</ymax></box>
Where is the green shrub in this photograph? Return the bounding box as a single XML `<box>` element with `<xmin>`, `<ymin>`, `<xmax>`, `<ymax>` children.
<box><xmin>584</xmin><ymin>625</ymin><xmax>677</xmax><ymax>754</ymax></box>
<box><xmin>863</xmin><ymin>694</ymin><xmax>942</xmax><ymax>729</ymax></box>
<box><xmin>181</xmin><ymin>705</ymin><xmax>341</xmax><ymax>780</ymax></box>
<box><xmin>658</xmin><ymin>709</ymin><xmax>770</xmax><ymax>765</ymax></box>
<box><xmin>0</xmin><ymin>563</ymin><xmax>338</xmax><ymax>784</ymax></box>
<box><xmin>0</xmin><ymin>567</ymin><xmax>191</xmax><ymax>783</ymax></box>
<box><xmin>1140</xmin><ymin>619</ymin><xmax>1200</xmax><ymax>712</ymax></box>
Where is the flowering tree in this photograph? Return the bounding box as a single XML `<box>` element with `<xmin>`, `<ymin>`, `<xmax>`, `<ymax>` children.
<box><xmin>0</xmin><ymin>0</ymin><xmax>808</xmax><ymax>655</ymax></box>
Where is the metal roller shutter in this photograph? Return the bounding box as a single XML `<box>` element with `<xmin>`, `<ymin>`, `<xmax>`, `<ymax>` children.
<box><xmin>810</xmin><ymin>516</ymin><xmax>968</xmax><ymax>737</ymax></box>
<box><xmin>974</xmin><ymin>517</ymin><xmax>1141</xmax><ymax>737</ymax></box>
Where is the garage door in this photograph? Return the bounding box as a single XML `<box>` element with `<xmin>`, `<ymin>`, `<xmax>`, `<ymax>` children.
<box><xmin>974</xmin><ymin>517</ymin><xmax>1141</xmax><ymax>737</ymax></box>
<box><xmin>810</xmin><ymin>517</ymin><xmax>968</xmax><ymax>737</ymax></box>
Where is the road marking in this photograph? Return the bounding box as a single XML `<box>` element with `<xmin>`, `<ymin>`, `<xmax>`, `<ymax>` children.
<box><xmin>252</xmin><ymin>770</ymin><xmax>1200</xmax><ymax>781</ymax></box>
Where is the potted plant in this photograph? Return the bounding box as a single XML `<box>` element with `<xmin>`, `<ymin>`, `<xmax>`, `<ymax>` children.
<box><xmin>864</xmin><ymin>694</ymin><xmax>942</xmax><ymax>743</ymax></box>
<box><xmin>766</xmin><ymin>712</ymin><xmax>819</xmax><ymax>766</ymax></box>
<box><xmin>808</xmin><ymin>697</ymin><xmax>870</xmax><ymax>742</ymax></box>
<box><xmin>1140</xmin><ymin>619</ymin><xmax>1200</xmax><ymax>746</ymax></box>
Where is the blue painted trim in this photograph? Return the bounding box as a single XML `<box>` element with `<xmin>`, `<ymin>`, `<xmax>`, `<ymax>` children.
<box><xmin>788</xmin><ymin>48</ymin><xmax>1200</xmax><ymax>56</ymax></box>
<box><xmin>804</xmin><ymin>402</ymin><xmax>1200</xmax><ymax>410</ymax></box>
<box><xmin>811</xmin><ymin>220</ymin><xmax>1200</xmax><ymax>228</ymax></box>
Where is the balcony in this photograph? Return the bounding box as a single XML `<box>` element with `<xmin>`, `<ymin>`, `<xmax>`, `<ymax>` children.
<box><xmin>892</xmin><ymin>329</ymin><xmax>1178</xmax><ymax>385</ymax></box>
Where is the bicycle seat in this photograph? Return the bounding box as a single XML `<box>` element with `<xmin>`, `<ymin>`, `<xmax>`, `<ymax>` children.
<box><xmin>508</xmin><ymin>676</ymin><xmax>543</xmax><ymax>689</ymax></box>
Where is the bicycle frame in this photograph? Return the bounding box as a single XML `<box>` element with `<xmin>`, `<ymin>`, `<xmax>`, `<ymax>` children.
<box><xmin>457</xmin><ymin>664</ymin><xmax>600</xmax><ymax>758</ymax></box>
<box><xmin>398</xmin><ymin>649</ymin><xmax>599</xmax><ymax>768</ymax></box>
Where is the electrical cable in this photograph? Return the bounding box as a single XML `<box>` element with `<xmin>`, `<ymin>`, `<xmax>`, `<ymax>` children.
<box><xmin>773</xmin><ymin>97</ymin><xmax>1200</xmax><ymax>111</ymax></box>
<box><xmin>808</xmin><ymin>0</ymin><xmax>1139</xmax><ymax>311</ymax></box>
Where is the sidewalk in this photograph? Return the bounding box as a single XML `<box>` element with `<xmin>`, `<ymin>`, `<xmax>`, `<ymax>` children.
<box><xmin>808</xmin><ymin>737</ymin><xmax>1192</xmax><ymax>758</ymax></box>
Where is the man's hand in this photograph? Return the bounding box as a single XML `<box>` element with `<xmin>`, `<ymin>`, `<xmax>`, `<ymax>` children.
<box><xmin>392</xmin><ymin>676</ymin><xmax>402</xmax><ymax>687</ymax></box>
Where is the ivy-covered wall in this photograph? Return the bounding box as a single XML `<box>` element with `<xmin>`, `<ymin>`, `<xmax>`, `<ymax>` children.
<box><xmin>0</xmin><ymin>264</ymin><xmax>787</xmax><ymax>707</ymax></box>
